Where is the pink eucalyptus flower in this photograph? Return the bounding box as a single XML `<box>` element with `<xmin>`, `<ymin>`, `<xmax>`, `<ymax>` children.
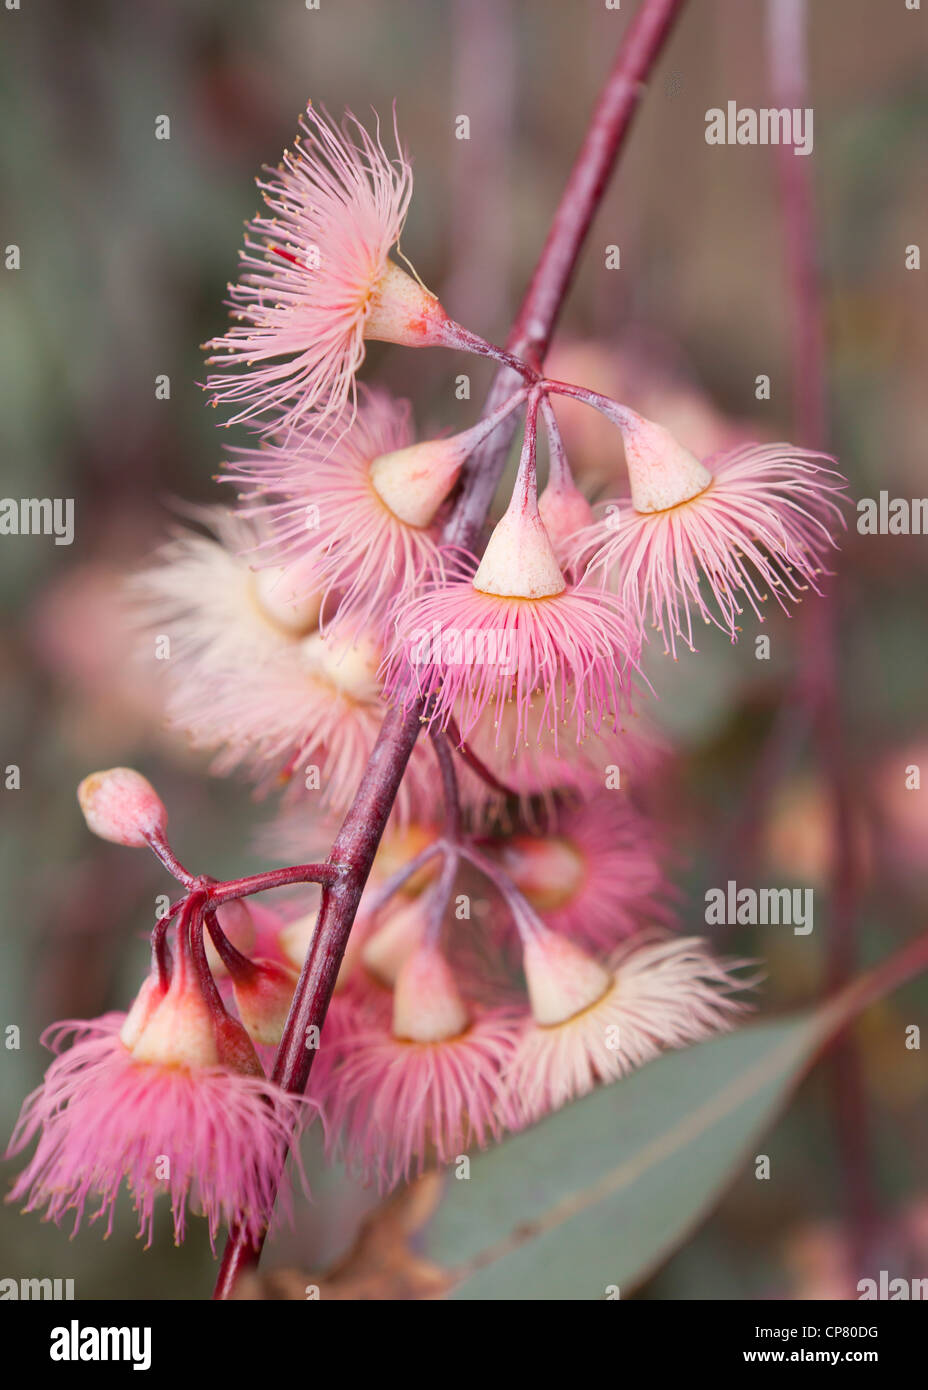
<box><xmin>164</xmin><ymin>622</ymin><xmax>432</xmax><ymax>817</ymax></box>
<box><xmin>504</xmin><ymin>931</ymin><xmax>750</xmax><ymax>1128</ymax></box>
<box><xmin>383</xmin><ymin>473</ymin><xmax>643</xmax><ymax>756</ymax></box>
<box><xmin>134</xmin><ymin>507</ymin><xmax>322</xmax><ymax>671</ymax></box>
<box><xmin>578</xmin><ymin>423</ymin><xmax>847</xmax><ymax>656</ymax></box>
<box><xmin>6</xmin><ymin>989</ymin><xmax>311</xmax><ymax>1249</ymax></box>
<box><xmin>205</xmin><ymin>105</ymin><xmax>469</xmax><ymax>436</ymax></box>
<box><xmin>499</xmin><ymin>793</ymin><xmax>675</xmax><ymax>951</ymax></box>
<box><xmin>317</xmin><ymin>946</ymin><xmax>522</xmax><ymax>1190</ymax></box>
<box><xmin>225</xmin><ymin>390</ymin><xmax>452</xmax><ymax>630</ymax></box>
<box><xmin>136</xmin><ymin>519</ymin><xmax>435</xmax><ymax>820</ymax></box>
<box><xmin>386</xmin><ymin>575</ymin><xmax>641</xmax><ymax>749</ymax></box>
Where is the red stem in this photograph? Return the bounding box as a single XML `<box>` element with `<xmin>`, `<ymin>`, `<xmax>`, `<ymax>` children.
<box><xmin>445</xmin><ymin>714</ymin><xmax>522</xmax><ymax>800</ymax></box>
<box><xmin>457</xmin><ymin>841</ymin><xmax>548</xmax><ymax>943</ymax></box>
<box><xmin>768</xmin><ymin>0</ymin><xmax>827</xmax><ymax>450</ymax></box>
<box><xmin>146</xmin><ymin>829</ymin><xmax>199</xmax><ymax>888</ymax></box>
<box><xmin>540</xmin><ymin>395</ymin><xmax>575</xmax><ymax>494</ymax></box>
<box><xmin>204</xmin><ymin>909</ymin><xmax>256</xmax><ymax>981</ymax></box>
<box><xmin>767</xmin><ymin>0</ymin><xmax>876</xmax><ymax>1271</ymax></box>
<box><xmin>512</xmin><ymin>389</ymin><xmax>542</xmax><ymax>512</ymax></box>
<box><xmin>213</xmin><ymin>0</ymin><xmax>689</xmax><ymax>1299</ymax></box>
<box><xmin>207</xmin><ymin>863</ymin><xmax>334</xmax><ymax>906</ymax></box>
<box><xmin>363</xmin><ymin>840</ymin><xmax>447</xmax><ymax>915</ymax></box>
<box><xmin>430</xmin><ymin>731</ymin><xmax>463</xmax><ymax>842</ymax></box>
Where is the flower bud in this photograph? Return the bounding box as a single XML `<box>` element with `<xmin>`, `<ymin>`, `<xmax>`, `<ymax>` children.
<box><xmin>364</xmin><ymin>260</ymin><xmax>452</xmax><ymax>347</ymax></box>
<box><xmin>119</xmin><ymin>972</ymin><xmax>169</xmax><ymax>1051</ymax></box>
<box><xmin>232</xmin><ymin>959</ymin><xmax>299</xmax><ymax>1046</ymax></box>
<box><xmin>213</xmin><ymin>1012</ymin><xmax>265</xmax><ymax>1077</ymax></box>
<box><xmin>392</xmin><ymin>946</ymin><xmax>470</xmax><ymax>1043</ymax></box>
<box><xmin>361</xmin><ymin>898</ymin><xmax>428</xmax><ymax>987</ymax></box>
<box><xmin>473</xmin><ymin>503</ymin><xmax>565</xmax><ymax>600</ymax></box>
<box><xmin>301</xmin><ymin>630</ymin><xmax>382</xmax><ymax>701</ymax></box>
<box><xmin>77</xmin><ymin>768</ymin><xmax>167</xmax><ymax>848</ymax></box>
<box><xmin>538</xmin><ymin>483</ymin><xmax>594</xmax><ymax>555</ymax></box>
<box><xmin>251</xmin><ymin>565</ymin><xmax>322</xmax><ymax>636</ymax></box>
<box><xmin>130</xmin><ymin>971</ymin><xmax>221</xmax><ymax>1069</ymax></box>
<box><xmin>521</xmin><ymin>930</ymin><xmax>610</xmax><ymax>1027</ymax></box>
<box><xmin>369</xmin><ymin>437</ymin><xmax>469</xmax><ymax>528</ymax></box>
<box><xmin>278</xmin><ymin>911</ymin><xmax>317</xmax><ymax>972</ymax></box>
<box><xmin>503</xmin><ymin>836</ymin><xmax>586</xmax><ymax>913</ymax></box>
<box><xmin>618</xmin><ymin>412</ymin><xmax>712</xmax><ymax>514</ymax></box>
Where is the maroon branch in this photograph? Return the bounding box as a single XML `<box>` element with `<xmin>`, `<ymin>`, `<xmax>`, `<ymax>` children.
<box><xmin>767</xmin><ymin>0</ymin><xmax>876</xmax><ymax>1272</ymax></box>
<box><xmin>213</xmin><ymin>0</ymin><xmax>689</xmax><ymax>1299</ymax></box>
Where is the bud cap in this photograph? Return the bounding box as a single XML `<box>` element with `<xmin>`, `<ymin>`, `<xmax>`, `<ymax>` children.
<box><xmin>392</xmin><ymin>946</ymin><xmax>470</xmax><ymax>1043</ymax></box>
<box><xmin>369</xmin><ymin>437</ymin><xmax>467</xmax><ymax>528</ymax></box>
<box><xmin>361</xmin><ymin>898</ymin><xmax>428</xmax><ymax>986</ymax></box>
<box><xmin>538</xmin><ymin>483</ymin><xmax>594</xmax><ymax>555</ymax></box>
<box><xmin>302</xmin><ymin>630</ymin><xmax>382</xmax><ymax>701</ymax></box>
<box><xmin>522</xmin><ymin>930</ymin><xmax>611</xmax><ymax>1027</ymax></box>
<box><xmin>473</xmin><ymin>506</ymin><xmax>566</xmax><ymax>600</ymax></box>
<box><xmin>232</xmin><ymin>960</ymin><xmax>299</xmax><ymax>1047</ymax></box>
<box><xmin>620</xmin><ymin>414</ymin><xmax>712</xmax><ymax>514</ymax></box>
<box><xmin>365</xmin><ymin>260</ymin><xmax>451</xmax><ymax>347</ymax></box>
<box><xmin>251</xmin><ymin>566</ymin><xmax>322</xmax><ymax>635</ymax></box>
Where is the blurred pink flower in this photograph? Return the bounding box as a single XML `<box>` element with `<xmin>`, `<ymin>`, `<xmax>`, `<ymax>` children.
<box><xmin>499</xmin><ymin>792</ymin><xmax>675</xmax><ymax>951</ymax></box>
<box><xmin>6</xmin><ymin>1011</ymin><xmax>310</xmax><ymax>1250</ymax></box>
<box><xmin>226</xmin><ymin>389</ymin><xmax>451</xmax><ymax>630</ymax></box>
<box><xmin>134</xmin><ymin>510</ymin><xmax>436</xmax><ymax>821</ymax></box>
<box><xmin>458</xmin><ymin>698</ymin><xmax>663</xmax><ymax>826</ymax></box>
<box><xmin>504</xmin><ymin>932</ymin><xmax>749</xmax><ymax>1127</ymax></box>
<box><xmin>317</xmin><ymin>947</ymin><xmax>521</xmax><ymax>1189</ymax></box>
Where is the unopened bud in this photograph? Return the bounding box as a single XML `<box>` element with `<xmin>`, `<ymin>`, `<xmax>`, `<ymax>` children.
<box><xmin>301</xmin><ymin>630</ymin><xmax>382</xmax><ymax>702</ymax></box>
<box><xmin>213</xmin><ymin>1012</ymin><xmax>265</xmax><ymax>1077</ymax></box>
<box><xmin>77</xmin><ymin>768</ymin><xmax>167</xmax><ymax>848</ymax></box>
<box><xmin>278</xmin><ymin>911</ymin><xmax>317</xmax><ymax>971</ymax></box>
<box><xmin>504</xmin><ymin>836</ymin><xmax>586</xmax><ymax>912</ymax></box>
<box><xmin>361</xmin><ymin>898</ymin><xmax>428</xmax><ymax>986</ymax></box>
<box><xmin>119</xmin><ymin>972</ymin><xmax>169</xmax><ymax>1051</ymax></box>
<box><xmin>251</xmin><ymin>565</ymin><xmax>322</xmax><ymax>636</ymax></box>
<box><xmin>130</xmin><ymin>971</ymin><xmax>220</xmax><ymax>1069</ymax></box>
<box><xmin>370</xmin><ymin>436</ymin><xmax>468</xmax><ymax>528</ymax></box>
<box><xmin>538</xmin><ymin>483</ymin><xmax>594</xmax><ymax>555</ymax></box>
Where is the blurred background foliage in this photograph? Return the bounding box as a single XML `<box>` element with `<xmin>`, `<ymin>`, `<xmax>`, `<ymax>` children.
<box><xmin>0</xmin><ymin>0</ymin><xmax>926</xmax><ymax>1299</ymax></box>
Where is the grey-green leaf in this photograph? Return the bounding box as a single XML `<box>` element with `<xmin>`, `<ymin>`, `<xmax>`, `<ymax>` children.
<box><xmin>424</xmin><ymin>1011</ymin><xmax>830</xmax><ymax>1300</ymax></box>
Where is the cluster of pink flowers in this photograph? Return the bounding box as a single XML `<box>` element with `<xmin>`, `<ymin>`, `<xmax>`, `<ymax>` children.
<box><xmin>7</xmin><ymin>105</ymin><xmax>847</xmax><ymax>1249</ymax></box>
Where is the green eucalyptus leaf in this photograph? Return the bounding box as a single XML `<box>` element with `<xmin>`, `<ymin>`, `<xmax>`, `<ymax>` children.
<box><xmin>425</xmin><ymin>1010</ymin><xmax>833</xmax><ymax>1300</ymax></box>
